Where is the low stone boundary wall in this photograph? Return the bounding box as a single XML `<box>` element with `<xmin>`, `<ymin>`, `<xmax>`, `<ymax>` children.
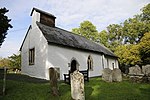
<box><xmin>128</xmin><ymin>65</ymin><xmax>150</xmax><ymax>83</ymax></box>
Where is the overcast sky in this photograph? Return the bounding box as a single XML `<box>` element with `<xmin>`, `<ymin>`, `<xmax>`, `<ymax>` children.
<box><xmin>0</xmin><ymin>0</ymin><xmax>149</xmax><ymax>58</ymax></box>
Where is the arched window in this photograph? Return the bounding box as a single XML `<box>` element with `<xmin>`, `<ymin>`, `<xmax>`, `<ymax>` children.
<box><xmin>87</xmin><ymin>55</ymin><xmax>93</xmax><ymax>71</ymax></box>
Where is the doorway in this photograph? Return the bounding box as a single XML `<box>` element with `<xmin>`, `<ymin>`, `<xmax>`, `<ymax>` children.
<box><xmin>70</xmin><ymin>60</ymin><xmax>77</xmax><ymax>73</ymax></box>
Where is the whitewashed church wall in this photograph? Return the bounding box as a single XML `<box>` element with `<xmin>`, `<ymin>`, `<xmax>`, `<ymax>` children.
<box><xmin>105</xmin><ymin>57</ymin><xmax>119</xmax><ymax>70</ymax></box>
<box><xmin>21</xmin><ymin>22</ymin><xmax>48</xmax><ymax>80</ymax></box>
<box><xmin>46</xmin><ymin>44</ymin><xmax>104</xmax><ymax>80</ymax></box>
<box><xmin>32</xmin><ymin>10</ymin><xmax>40</xmax><ymax>29</ymax></box>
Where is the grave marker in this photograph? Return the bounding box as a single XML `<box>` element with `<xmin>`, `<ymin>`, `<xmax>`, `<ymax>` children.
<box><xmin>71</xmin><ymin>70</ymin><xmax>85</xmax><ymax>100</ymax></box>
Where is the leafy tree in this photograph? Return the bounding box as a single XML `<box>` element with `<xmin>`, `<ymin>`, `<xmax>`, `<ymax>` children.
<box><xmin>114</xmin><ymin>45</ymin><xmax>141</xmax><ymax>72</ymax></box>
<box><xmin>138</xmin><ymin>32</ymin><xmax>150</xmax><ymax>65</ymax></box>
<box><xmin>8</xmin><ymin>54</ymin><xmax>21</xmax><ymax>69</ymax></box>
<box><xmin>72</xmin><ymin>20</ymin><xmax>98</xmax><ymax>42</ymax></box>
<box><xmin>0</xmin><ymin>7</ymin><xmax>12</xmax><ymax>47</ymax></box>
<box><xmin>106</xmin><ymin>24</ymin><xmax>123</xmax><ymax>51</ymax></box>
<box><xmin>0</xmin><ymin>57</ymin><xmax>10</xmax><ymax>68</ymax></box>
<box><xmin>141</xmin><ymin>3</ymin><xmax>150</xmax><ymax>23</ymax></box>
<box><xmin>98</xmin><ymin>30</ymin><xmax>109</xmax><ymax>47</ymax></box>
<box><xmin>106</xmin><ymin>4</ymin><xmax>150</xmax><ymax>47</ymax></box>
<box><xmin>123</xmin><ymin>16</ymin><xmax>149</xmax><ymax>44</ymax></box>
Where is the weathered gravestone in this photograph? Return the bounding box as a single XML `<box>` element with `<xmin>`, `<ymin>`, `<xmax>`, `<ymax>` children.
<box><xmin>129</xmin><ymin>65</ymin><xmax>142</xmax><ymax>75</ymax></box>
<box><xmin>102</xmin><ymin>68</ymin><xmax>112</xmax><ymax>82</ymax></box>
<box><xmin>142</xmin><ymin>65</ymin><xmax>150</xmax><ymax>76</ymax></box>
<box><xmin>71</xmin><ymin>70</ymin><xmax>85</xmax><ymax>100</ymax></box>
<box><xmin>112</xmin><ymin>68</ymin><xmax>122</xmax><ymax>82</ymax></box>
<box><xmin>0</xmin><ymin>67</ymin><xmax>7</xmax><ymax>95</ymax></box>
<box><xmin>102</xmin><ymin>68</ymin><xmax>122</xmax><ymax>82</ymax></box>
<box><xmin>49</xmin><ymin>67</ymin><xmax>60</xmax><ymax>96</ymax></box>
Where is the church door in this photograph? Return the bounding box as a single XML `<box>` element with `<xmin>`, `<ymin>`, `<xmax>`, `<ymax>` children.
<box><xmin>70</xmin><ymin>60</ymin><xmax>77</xmax><ymax>73</ymax></box>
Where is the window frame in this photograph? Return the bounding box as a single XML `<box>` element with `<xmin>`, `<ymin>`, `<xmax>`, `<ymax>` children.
<box><xmin>29</xmin><ymin>48</ymin><xmax>35</xmax><ymax>65</ymax></box>
<box><xmin>87</xmin><ymin>55</ymin><xmax>93</xmax><ymax>71</ymax></box>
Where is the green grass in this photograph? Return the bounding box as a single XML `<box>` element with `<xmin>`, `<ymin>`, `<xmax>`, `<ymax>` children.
<box><xmin>0</xmin><ymin>74</ymin><xmax>150</xmax><ymax>100</ymax></box>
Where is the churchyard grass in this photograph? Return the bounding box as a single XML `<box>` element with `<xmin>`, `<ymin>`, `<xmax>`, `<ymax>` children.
<box><xmin>0</xmin><ymin>74</ymin><xmax>150</xmax><ymax>100</ymax></box>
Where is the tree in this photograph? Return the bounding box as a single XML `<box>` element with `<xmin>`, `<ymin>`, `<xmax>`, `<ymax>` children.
<box><xmin>72</xmin><ymin>20</ymin><xmax>98</xmax><ymax>42</ymax></box>
<box><xmin>0</xmin><ymin>7</ymin><xmax>12</xmax><ymax>47</ymax></box>
<box><xmin>138</xmin><ymin>32</ymin><xmax>150</xmax><ymax>65</ymax></box>
<box><xmin>114</xmin><ymin>44</ymin><xmax>141</xmax><ymax>72</ymax></box>
<box><xmin>122</xmin><ymin>16</ymin><xmax>149</xmax><ymax>44</ymax></box>
<box><xmin>8</xmin><ymin>54</ymin><xmax>21</xmax><ymax>69</ymax></box>
<box><xmin>98</xmin><ymin>30</ymin><xmax>109</xmax><ymax>47</ymax></box>
<box><xmin>106</xmin><ymin>24</ymin><xmax>123</xmax><ymax>51</ymax></box>
<box><xmin>0</xmin><ymin>57</ymin><xmax>10</xmax><ymax>68</ymax></box>
<box><xmin>141</xmin><ymin>3</ymin><xmax>150</xmax><ymax>23</ymax></box>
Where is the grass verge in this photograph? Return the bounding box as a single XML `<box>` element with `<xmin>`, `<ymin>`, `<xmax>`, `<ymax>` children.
<box><xmin>0</xmin><ymin>74</ymin><xmax>150</xmax><ymax>100</ymax></box>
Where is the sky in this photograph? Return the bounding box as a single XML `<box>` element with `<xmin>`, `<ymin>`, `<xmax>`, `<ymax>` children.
<box><xmin>0</xmin><ymin>0</ymin><xmax>149</xmax><ymax>58</ymax></box>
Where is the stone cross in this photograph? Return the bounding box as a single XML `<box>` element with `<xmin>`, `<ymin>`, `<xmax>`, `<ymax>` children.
<box><xmin>71</xmin><ymin>70</ymin><xmax>85</xmax><ymax>100</ymax></box>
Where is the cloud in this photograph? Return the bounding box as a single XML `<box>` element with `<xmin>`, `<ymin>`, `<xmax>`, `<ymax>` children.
<box><xmin>0</xmin><ymin>0</ymin><xmax>149</xmax><ymax>57</ymax></box>
<box><xmin>44</xmin><ymin>0</ymin><xmax>149</xmax><ymax>31</ymax></box>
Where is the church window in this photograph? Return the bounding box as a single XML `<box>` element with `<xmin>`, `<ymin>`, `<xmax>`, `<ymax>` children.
<box><xmin>87</xmin><ymin>55</ymin><xmax>93</xmax><ymax>71</ymax></box>
<box><xmin>29</xmin><ymin>48</ymin><xmax>35</xmax><ymax>65</ymax></box>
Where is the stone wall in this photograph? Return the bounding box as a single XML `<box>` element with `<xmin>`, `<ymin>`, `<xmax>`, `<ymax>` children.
<box><xmin>128</xmin><ymin>65</ymin><xmax>150</xmax><ymax>83</ymax></box>
<box><xmin>142</xmin><ymin>65</ymin><xmax>150</xmax><ymax>76</ymax></box>
<box><xmin>129</xmin><ymin>65</ymin><xmax>142</xmax><ymax>75</ymax></box>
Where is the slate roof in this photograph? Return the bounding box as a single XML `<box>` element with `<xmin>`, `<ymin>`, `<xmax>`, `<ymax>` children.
<box><xmin>36</xmin><ymin>22</ymin><xmax>117</xmax><ymax>57</ymax></box>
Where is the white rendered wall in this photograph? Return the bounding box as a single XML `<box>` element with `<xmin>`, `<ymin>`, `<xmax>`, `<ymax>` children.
<box><xmin>46</xmin><ymin>44</ymin><xmax>105</xmax><ymax>80</ymax></box>
<box><xmin>32</xmin><ymin>10</ymin><xmax>40</xmax><ymax>28</ymax></box>
<box><xmin>105</xmin><ymin>57</ymin><xmax>119</xmax><ymax>70</ymax></box>
<box><xmin>21</xmin><ymin>11</ymin><xmax>48</xmax><ymax>79</ymax></box>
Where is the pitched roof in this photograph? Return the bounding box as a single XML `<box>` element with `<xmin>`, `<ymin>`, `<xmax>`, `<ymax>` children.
<box><xmin>36</xmin><ymin>22</ymin><xmax>117</xmax><ymax>57</ymax></box>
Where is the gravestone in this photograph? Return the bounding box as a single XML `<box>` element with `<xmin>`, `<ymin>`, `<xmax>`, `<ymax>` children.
<box><xmin>49</xmin><ymin>67</ymin><xmax>59</xmax><ymax>96</ymax></box>
<box><xmin>54</xmin><ymin>67</ymin><xmax>60</xmax><ymax>81</ymax></box>
<box><xmin>112</xmin><ymin>68</ymin><xmax>122</xmax><ymax>82</ymax></box>
<box><xmin>142</xmin><ymin>65</ymin><xmax>150</xmax><ymax>76</ymax></box>
<box><xmin>129</xmin><ymin>65</ymin><xmax>142</xmax><ymax>75</ymax></box>
<box><xmin>71</xmin><ymin>70</ymin><xmax>85</xmax><ymax>100</ymax></box>
<box><xmin>0</xmin><ymin>67</ymin><xmax>7</xmax><ymax>95</ymax></box>
<box><xmin>102</xmin><ymin>68</ymin><xmax>112</xmax><ymax>82</ymax></box>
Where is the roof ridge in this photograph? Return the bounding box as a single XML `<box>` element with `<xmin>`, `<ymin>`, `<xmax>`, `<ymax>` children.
<box><xmin>30</xmin><ymin>7</ymin><xmax>56</xmax><ymax>18</ymax></box>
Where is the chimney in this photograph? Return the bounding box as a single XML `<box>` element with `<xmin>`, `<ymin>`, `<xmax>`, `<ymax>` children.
<box><xmin>30</xmin><ymin>8</ymin><xmax>56</xmax><ymax>27</ymax></box>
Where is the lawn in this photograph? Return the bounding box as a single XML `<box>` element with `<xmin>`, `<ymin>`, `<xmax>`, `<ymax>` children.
<box><xmin>0</xmin><ymin>74</ymin><xmax>150</xmax><ymax>100</ymax></box>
